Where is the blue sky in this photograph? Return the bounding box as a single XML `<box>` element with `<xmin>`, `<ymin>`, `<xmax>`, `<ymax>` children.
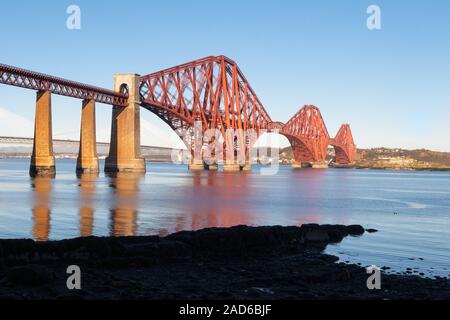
<box><xmin>0</xmin><ymin>0</ymin><xmax>449</xmax><ymax>150</ymax></box>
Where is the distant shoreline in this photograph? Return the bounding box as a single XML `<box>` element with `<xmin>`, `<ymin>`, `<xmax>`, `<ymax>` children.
<box><xmin>2</xmin><ymin>156</ymin><xmax>450</xmax><ymax>172</ymax></box>
<box><xmin>331</xmin><ymin>164</ymin><xmax>450</xmax><ymax>172</ymax></box>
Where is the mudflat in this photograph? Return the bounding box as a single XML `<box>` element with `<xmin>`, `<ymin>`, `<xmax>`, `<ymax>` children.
<box><xmin>0</xmin><ymin>224</ymin><xmax>449</xmax><ymax>300</ymax></box>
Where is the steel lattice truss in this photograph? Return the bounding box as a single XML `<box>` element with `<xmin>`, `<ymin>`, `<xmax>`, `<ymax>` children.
<box><xmin>278</xmin><ymin>105</ymin><xmax>356</xmax><ymax>164</ymax></box>
<box><xmin>330</xmin><ymin>124</ymin><xmax>356</xmax><ymax>164</ymax></box>
<box><xmin>281</xmin><ymin>105</ymin><xmax>331</xmax><ymax>163</ymax></box>
<box><xmin>139</xmin><ymin>56</ymin><xmax>272</xmax><ymax>157</ymax></box>
<box><xmin>0</xmin><ymin>63</ymin><xmax>128</xmax><ymax>106</ymax></box>
<box><xmin>140</xmin><ymin>57</ymin><xmax>356</xmax><ymax>164</ymax></box>
<box><xmin>0</xmin><ymin>57</ymin><xmax>356</xmax><ymax>164</ymax></box>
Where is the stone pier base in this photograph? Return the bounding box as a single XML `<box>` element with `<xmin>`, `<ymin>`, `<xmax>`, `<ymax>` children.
<box><xmin>223</xmin><ymin>163</ymin><xmax>241</xmax><ymax>172</ymax></box>
<box><xmin>30</xmin><ymin>163</ymin><xmax>56</xmax><ymax>177</ymax></box>
<box><xmin>30</xmin><ymin>90</ymin><xmax>55</xmax><ymax>177</ymax></box>
<box><xmin>205</xmin><ymin>162</ymin><xmax>218</xmax><ymax>171</ymax></box>
<box><xmin>105</xmin><ymin>158</ymin><xmax>146</xmax><ymax>173</ymax></box>
<box><xmin>76</xmin><ymin>160</ymin><xmax>99</xmax><ymax>174</ymax></box>
<box><xmin>240</xmin><ymin>162</ymin><xmax>252</xmax><ymax>171</ymax></box>
<box><xmin>291</xmin><ymin>162</ymin><xmax>302</xmax><ymax>169</ymax></box>
<box><xmin>311</xmin><ymin>162</ymin><xmax>329</xmax><ymax>169</ymax></box>
<box><xmin>188</xmin><ymin>161</ymin><xmax>206</xmax><ymax>171</ymax></box>
<box><xmin>292</xmin><ymin>162</ymin><xmax>329</xmax><ymax>169</ymax></box>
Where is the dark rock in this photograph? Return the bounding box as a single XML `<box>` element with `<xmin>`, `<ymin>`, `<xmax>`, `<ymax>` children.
<box><xmin>346</xmin><ymin>225</ymin><xmax>365</xmax><ymax>236</ymax></box>
<box><xmin>300</xmin><ymin>224</ymin><xmax>330</xmax><ymax>242</ymax></box>
<box><xmin>366</xmin><ymin>228</ymin><xmax>378</xmax><ymax>233</ymax></box>
<box><xmin>321</xmin><ymin>224</ymin><xmax>350</xmax><ymax>242</ymax></box>
<box><xmin>55</xmin><ymin>293</ymin><xmax>85</xmax><ymax>300</ymax></box>
<box><xmin>302</xmin><ymin>267</ymin><xmax>329</xmax><ymax>283</ymax></box>
<box><xmin>0</xmin><ymin>239</ymin><xmax>35</xmax><ymax>256</ymax></box>
<box><xmin>0</xmin><ymin>294</ymin><xmax>21</xmax><ymax>300</ymax></box>
<box><xmin>61</xmin><ymin>236</ymin><xmax>112</xmax><ymax>258</ymax></box>
<box><xmin>0</xmin><ymin>242</ymin><xmax>4</xmax><ymax>267</ymax></box>
<box><xmin>167</xmin><ymin>225</ymin><xmax>304</xmax><ymax>257</ymax></box>
<box><xmin>6</xmin><ymin>264</ymin><xmax>54</xmax><ymax>286</ymax></box>
<box><xmin>0</xmin><ymin>224</ymin><xmax>449</xmax><ymax>299</ymax></box>
<box><xmin>319</xmin><ymin>254</ymin><xmax>339</xmax><ymax>263</ymax></box>
<box><xmin>158</xmin><ymin>241</ymin><xmax>192</xmax><ymax>258</ymax></box>
<box><xmin>323</xmin><ymin>228</ymin><xmax>344</xmax><ymax>243</ymax></box>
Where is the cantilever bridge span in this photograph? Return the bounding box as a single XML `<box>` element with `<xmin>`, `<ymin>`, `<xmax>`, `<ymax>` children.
<box><xmin>0</xmin><ymin>56</ymin><xmax>356</xmax><ymax>176</ymax></box>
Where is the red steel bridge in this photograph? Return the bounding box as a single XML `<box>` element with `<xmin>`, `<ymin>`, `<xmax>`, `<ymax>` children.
<box><xmin>0</xmin><ymin>56</ymin><xmax>356</xmax><ymax>175</ymax></box>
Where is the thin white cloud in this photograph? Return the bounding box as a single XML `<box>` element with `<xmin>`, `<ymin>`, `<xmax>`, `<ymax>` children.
<box><xmin>140</xmin><ymin>118</ymin><xmax>186</xmax><ymax>149</ymax></box>
<box><xmin>0</xmin><ymin>107</ymin><xmax>33</xmax><ymax>137</ymax></box>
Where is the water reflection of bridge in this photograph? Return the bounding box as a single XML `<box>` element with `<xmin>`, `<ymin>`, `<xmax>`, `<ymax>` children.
<box><xmin>31</xmin><ymin>173</ymin><xmax>145</xmax><ymax>240</ymax></box>
<box><xmin>30</xmin><ymin>168</ymin><xmax>350</xmax><ymax>241</ymax></box>
<box><xmin>31</xmin><ymin>172</ymin><xmax>257</xmax><ymax>240</ymax></box>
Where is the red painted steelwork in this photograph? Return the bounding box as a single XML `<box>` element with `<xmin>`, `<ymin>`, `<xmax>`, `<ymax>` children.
<box><xmin>276</xmin><ymin>106</ymin><xmax>356</xmax><ymax>164</ymax></box>
<box><xmin>0</xmin><ymin>63</ymin><xmax>128</xmax><ymax>106</ymax></box>
<box><xmin>0</xmin><ymin>57</ymin><xmax>357</xmax><ymax>165</ymax></box>
<box><xmin>140</xmin><ymin>57</ymin><xmax>356</xmax><ymax>164</ymax></box>
<box><xmin>330</xmin><ymin>124</ymin><xmax>356</xmax><ymax>164</ymax></box>
<box><xmin>280</xmin><ymin>105</ymin><xmax>330</xmax><ymax>163</ymax></box>
<box><xmin>139</xmin><ymin>56</ymin><xmax>272</xmax><ymax>160</ymax></box>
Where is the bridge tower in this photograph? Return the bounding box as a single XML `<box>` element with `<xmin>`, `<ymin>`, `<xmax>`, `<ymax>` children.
<box><xmin>105</xmin><ymin>74</ymin><xmax>146</xmax><ymax>173</ymax></box>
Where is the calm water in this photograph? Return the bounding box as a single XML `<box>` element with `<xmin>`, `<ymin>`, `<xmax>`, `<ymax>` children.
<box><xmin>0</xmin><ymin>159</ymin><xmax>449</xmax><ymax>278</ymax></box>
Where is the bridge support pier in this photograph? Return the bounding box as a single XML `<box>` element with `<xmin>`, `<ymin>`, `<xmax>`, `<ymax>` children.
<box><xmin>223</xmin><ymin>162</ymin><xmax>241</xmax><ymax>172</ymax></box>
<box><xmin>240</xmin><ymin>162</ymin><xmax>252</xmax><ymax>171</ymax></box>
<box><xmin>292</xmin><ymin>161</ymin><xmax>328</xmax><ymax>169</ymax></box>
<box><xmin>105</xmin><ymin>74</ymin><xmax>146</xmax><ymax>173</ymax></box>
<box><xmin>205</xmin><ymin>162</ymin><xmax>218</xmax><ymax>171</ymax></box>
<box><xmin>311</xmin><ymin>162</ymin><xmax>328</xmax><ymax>169</ymax></box>
<box><xmin>188</xmin><ymin>160</ymin><xmax>206</xmax><ymax>171</ymax></box>
<box><xmin>77</xmin><ymin>99</ymin><xmax>99</xmax><ymax>174</ymax></box>
<box><xmin>291</xmin><ymin>161</ymin><xmax>302</xmax><ymax>169</ymax></box>
<box><xmin>30</xmin><ymin>90</ymin><xmax>55</xmax><ymax>177</ymax></box>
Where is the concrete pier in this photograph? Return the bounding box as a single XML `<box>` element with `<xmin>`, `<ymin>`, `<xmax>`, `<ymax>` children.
<box><xmin>292</xmin><ymin>161</ymin><xmax>328</xmax><ymax>169</ymax></box>
<box><xmin>205</xmin><ymin>162</ymin><xmax>218</xmax><ymax>171</ymax></box>
<box><xmin>240</xmin><ymin>162</ymin><xmax>252</xmax><ymax>171</ymax></box>
<box><xmin>188</xmin><ymin>160</ymin><xmax>206</xmax><ymax>171</ymax></box>
<box><xmin>291</xmin><ymin>162</ymin><xmax>302</xmax><ymax>169</ymax></box>
<box><xmin>30</xmin><ymin>90</ymin><xmax>55</xmax><ymax>177</ymax></box>
<box><xmin>105</xmin><ymin>74</ymin><xmax>146</xmax><ymax>173</ymax></box>
<box><xmin>311</xmin><ymin>162</ymin><xmax>329</xmax><ymax>169</ymax></box>
<box><xmin>76</xmin><ymin>99</ymin><xmax>99</xmax><ymax>174</ymax></box>
<box><xmin>223</xmin><ymin>162</ymin><xmax>241</xmax><ymax>172</ymax></box>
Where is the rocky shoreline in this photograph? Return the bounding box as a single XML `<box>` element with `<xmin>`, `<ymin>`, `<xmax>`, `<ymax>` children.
<box><xmin>0</xmin><ymin>224</ymin><xmax>449</xmax><ymax>300</ymax></box>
